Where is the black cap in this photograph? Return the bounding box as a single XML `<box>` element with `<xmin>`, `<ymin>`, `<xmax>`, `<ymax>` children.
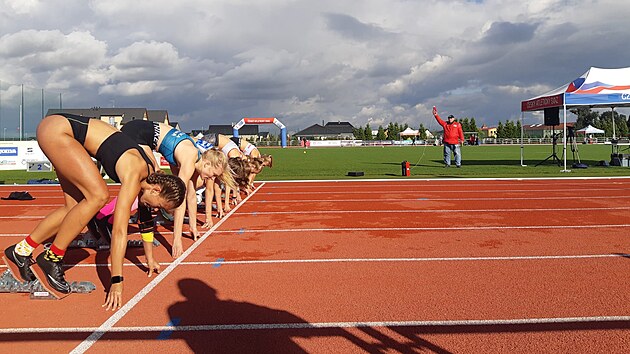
<box><xmin>447</xmin><ymin>115</ymin><xmax>455</xmax><ymax>119</ymax></box>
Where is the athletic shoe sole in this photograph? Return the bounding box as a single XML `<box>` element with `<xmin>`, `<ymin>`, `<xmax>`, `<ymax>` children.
<box><xmin>30</xmin><ymin>261</ymin><xmax>70</xmax><ymax>300</ymax></box>
<box><xmin>2</xmin><ymin>255</ymin><xmax>31</xmax><ymax>283</ymax></box>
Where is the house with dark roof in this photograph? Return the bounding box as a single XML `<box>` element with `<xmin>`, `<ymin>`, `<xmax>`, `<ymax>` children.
<box><xmin>197</xmin><ymin>124</ymin><xmax>260</xmax><ymax>141</ymax></box>
<box><xmin>147</xmin><ymin>110</ymin><xmax>169</xmax><ymax>124</ymax></box>
<box><xmin>295</xmin><ymin>121</ymin><xmax>355</xmax><ymax>140</ymax></box>
<box><xmin>46</xmin><ymin>107</ymin><xmax>154</xmax><ymax>130</ymax></box>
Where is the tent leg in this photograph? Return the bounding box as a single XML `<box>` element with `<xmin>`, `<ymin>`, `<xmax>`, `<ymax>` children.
<box><xmin>520</xmin><ymin>112</ymin><xmax>527</xmax><ymax>166</ymax></box>
<box><xmin>561</xmin><ymin>102</ymin><xmax>571</xmax><ymax>173</ymax></box>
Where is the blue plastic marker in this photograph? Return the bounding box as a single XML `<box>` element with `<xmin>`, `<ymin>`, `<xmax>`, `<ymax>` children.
<box><xmin>213</xmin><ymin>258</ymin><xmax>225</xmax><ymax>268</ymax></box>
<box><xmin>157</xmin><ymin>318</ymin><xmax>181</xmax><ymax>340</ymax></box>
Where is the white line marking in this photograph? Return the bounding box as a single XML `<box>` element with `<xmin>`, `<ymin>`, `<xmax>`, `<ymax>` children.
<box><xmin>2</xmin><ymin>223</ymin><xmax>630</xmax><ymax>238</ymax></box>
<box><xmin>257</xmin><ymin>187</ymin><xmax>630</xmax><ymax>194</ymax></box>
<box><xmin>235</xmin><ymin>206</ymin><xmax>630</xmax><ymax>215</ymax></box>
<box><xmin>247</xmin><ymin>195</ymin><xmax>630</xmax><ymax>203</ymax></box>
<box><xmin>4</xmin><ymin>206</ymin><xmax>629</xmax><ymax>220</ymax></box>
<box><xmin>70</xmin><ymin>183</ymin><xmax>265</xmax><ymax>354</ymax></box>
<box><xmin>3</xmin><ymin>316</ymin><xmax>630</xmax><ymax>334</ymax></box>
<box><xmin>0</xmin><ymin>253</ymin><xmax>622</xmax><ymax>270</ymax></box>
<box><xmin>211</xmin><ymin>224</ymin><xmax>630</xmax><ymax>234</ymax></box>
<box><xmin>257</xmin><ymin>176</ymin><xmax>630</xmax><ymax>184</ymax></box>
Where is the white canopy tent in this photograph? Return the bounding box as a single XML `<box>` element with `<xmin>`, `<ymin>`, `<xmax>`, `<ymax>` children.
<box><xmin>575</xmin><ymin>124</ymin><xmax>605</xmax><ymax>135</ymax></box>
<box><xmin>520</xmin><ymin>67</ymin><xmax>630</xmax><ymax>171</ymax></box>
<box><xmin>399</xmin><ymin>127</ymin><xmax>420</xmax><ymax>137</ymax></box>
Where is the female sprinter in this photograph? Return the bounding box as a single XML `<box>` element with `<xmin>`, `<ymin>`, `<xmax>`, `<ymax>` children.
<box><xmin>2</xmin><ymin>113</ymin><xmax>186</xmax><ymax>309</ymax></box>
<box><xmin>231</xmin><ymin>137</ymin><xmax>273</xmax><ymax>193</ymax></box>
<box><xmin>120</xmin><ymin>120</ymin><xmax>236</xmax><ymax>258</ymax></box>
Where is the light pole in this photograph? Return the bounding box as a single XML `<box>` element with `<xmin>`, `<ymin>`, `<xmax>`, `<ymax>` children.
<box><xmin>3</xmin><ymin>128</ymin><xmax>6</xmax><ymax>140</ymax></box>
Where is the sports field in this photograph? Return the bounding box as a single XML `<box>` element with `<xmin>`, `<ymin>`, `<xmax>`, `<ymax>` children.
<box><xmin>1</xmin><ymin>144</ymin><xmax>629</xmax><ymax>184</ymax></box>
<box><xmin>0</xmin><ymin>146</ymin><xmax>629</xmax><ymax>353</ymax></box>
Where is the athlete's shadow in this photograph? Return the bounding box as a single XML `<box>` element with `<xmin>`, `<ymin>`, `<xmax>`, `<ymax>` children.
<box><xmin>167</xmin><ymin>279</ymin><xmax>382</xmax><ymax>353</ymax></box>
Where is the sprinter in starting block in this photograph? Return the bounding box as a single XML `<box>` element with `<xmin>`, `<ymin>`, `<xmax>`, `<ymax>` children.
<box><xmin>83</xmin><ymin>196</ymin><xmax>161</xmax><ymax>277</ymax></box>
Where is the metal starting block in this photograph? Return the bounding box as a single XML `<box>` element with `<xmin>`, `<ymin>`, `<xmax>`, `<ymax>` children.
<box><xmin>66</xmin><ymin>236</ymin><xmax>160</xmax><ymax>250</ymax></box>
<box><xmin>0</xmin><ymin>270</ymin><xmax>96</xmax><ymax>300</ymax></box>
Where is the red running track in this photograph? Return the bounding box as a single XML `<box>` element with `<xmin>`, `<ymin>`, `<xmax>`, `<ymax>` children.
<box><xmin>0</xmin><ymin>178</ymin><xmax>629</xmax><ymax>353</ymax></box>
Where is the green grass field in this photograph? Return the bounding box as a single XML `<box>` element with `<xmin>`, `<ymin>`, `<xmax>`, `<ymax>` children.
<box><xmin>1</xmin><ymin>144</ymin><xmax>629</xmax><ymax>184</ymax></box>
<box><xmin>256</xmin><ymin>143</ymin><xmax>630</xmax><ymax>180</ymax></box>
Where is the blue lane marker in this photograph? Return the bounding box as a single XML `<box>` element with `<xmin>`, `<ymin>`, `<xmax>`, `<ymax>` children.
<box><xmin>157</xmin><ymin>318</ymin><xmax>181</xmax><ymax>340</ymax></box>
<box><xmin>252</xmin><ymin>212</ymin><xmax>258</xmax><ymax>216</ymax></box>
<box><xmin>238</xmin><ymin>228</ymin><xmax>245</xmax><ymax>234</ymax></box>
<box><xmin>418</xmin><ymin>198</ymin><xmax>428</xmax><ymax>200</ymax></box>
<box><xmin>213</xmin><ymin>258</ymin><xmax>225</xmax><ymax>268</ymax></box>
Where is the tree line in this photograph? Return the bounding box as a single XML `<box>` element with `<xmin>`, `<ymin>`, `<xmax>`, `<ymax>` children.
<box><xmin>352</xmin><ymin>118</ymin><xmax>480</xmax><ymax>140</ymax></box>
<box><xmin>349</xmin><ymin>108</ymin><xmax>630</xmax><ymax>141</ymax></box>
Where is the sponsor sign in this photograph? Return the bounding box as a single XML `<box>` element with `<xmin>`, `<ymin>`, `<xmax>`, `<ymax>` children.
<box><xmin>0</xmin><ymin>141</ymin><xmax>48</xmax><ymax>171</ymax></box>
<box><xmin>0</xmin><ymin>147</ymin><xmax>18</xmax><ymax>156</ymax></box>
<box><xmin>521</xmin><ymin>94</ymin><xmax>563</xmax><ymax>111</ymax></box>
<box><xmin>243</xmin><ymin>117</ymin><xmax>276</xmax><ymax>124</ymax></box>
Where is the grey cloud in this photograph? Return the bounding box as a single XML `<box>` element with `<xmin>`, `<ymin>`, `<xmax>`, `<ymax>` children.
<box><xmin>323</xmin><ymin>12</ymin><xmax>395</xmax><ymax>42</ymax></box>
<box><xmin>481</xmin><ymin>22</ymin><xmax>538</xmax><ymax>45</ymax></box>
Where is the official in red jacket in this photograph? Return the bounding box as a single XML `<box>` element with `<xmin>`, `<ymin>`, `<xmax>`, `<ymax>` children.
<box><xmin>433</xmin><ymin>106</ymin><xmax>464</xmax><ymax>168</ymax></box>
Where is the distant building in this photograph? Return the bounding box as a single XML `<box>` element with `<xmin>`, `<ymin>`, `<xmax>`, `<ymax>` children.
<box><xmin>46</xmin><ymin>107</ymin><xmax>157</xmax><ymax>130</ymax></box>
<box><xmin>196</xmin><ymin>124</ymin><xmax>260</xmax><ymax>142</ymax></box>
<box><xmin>480</xmin><ymin>124</ymin><xmax>497</xmax><ymax>138</ymax></box>
<box><xmin>147</xmin><ymin>110</ymin><xmax>170</xmax><ymax>125</ymax></box>
<box><xmin>295</xmin><ymin>121</ymin><xmax>355</xmax><ymax>140</ymax></box>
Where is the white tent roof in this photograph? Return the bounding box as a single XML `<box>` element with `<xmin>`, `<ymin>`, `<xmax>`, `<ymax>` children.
<box><xmin>521</xmin><ymin>67</ymin><xmax>630</xmax><ymax>112</ymax></box>
<box><xmin>575</xmin><ymin>125</ymin><xmax>605</xmax><ymax>134</ymax></box>
<box><xmin>400</xmin><ymin>127</ymin><xmax>420</xmax><ymax>136</ymax></box>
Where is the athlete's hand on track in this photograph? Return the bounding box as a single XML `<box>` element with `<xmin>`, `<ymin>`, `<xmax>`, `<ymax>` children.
<box><xmin>172</xmin><ymin>239</ymin><xmax>184</xmax><ymax>258</ymax></box>
<box><xmin>191</xmin><ymin>227</ymin><xmax>200</xmax><ymax>241</ymax></box>
<box><xmin>103</xmin><ymin>282</ymin><xmax>123</xmax><ymax>311</ymax></box>
<box><xmin>146</xmin><ymin>258</ymin><xmax>161</xmax><ymax>277</ymax></box>
<box><xmin>216</xmin><ymin>209</ymin><xmax>224</xmax><ymax>219</ymax></box>
<box><xmin>201</xmin><ymin>215</ymin><xmax>213</xmax><ymax>229</ymax></box>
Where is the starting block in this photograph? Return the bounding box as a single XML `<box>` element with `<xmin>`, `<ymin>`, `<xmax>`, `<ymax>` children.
<box><xmin>69</xmin><ymin>214</ymin><xmax>162</xmax><ymax>251</ymax></box>
<box><xmin>66</xmin><ymin>236</ymin><xmax>160</xmax><ymax>250</ymax></box>
<box><xmin>0</xmin><ymin>270</ymin><xmax>96</xmax><ymax>300</ymax></box>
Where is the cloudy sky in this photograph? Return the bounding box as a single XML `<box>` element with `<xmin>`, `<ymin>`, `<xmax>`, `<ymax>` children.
<box><xmin>1</xmin><ymin>0</ymin><xmax>629</xmax><ymax>135</ymax></box>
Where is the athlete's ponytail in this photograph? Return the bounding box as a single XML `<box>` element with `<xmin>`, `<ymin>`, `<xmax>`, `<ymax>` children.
<box><xmin>201</xmin><ymin>149</ymin><xmax>237</xmax><ymax>190</ymax></box>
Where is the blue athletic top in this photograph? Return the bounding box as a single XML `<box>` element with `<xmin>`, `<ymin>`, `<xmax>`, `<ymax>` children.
<box><xmin>160</xmin><ymin>128</ymin><xmax>199</xmax><ymax>165</ymax></box>
<box><xmin>194</xmin><ymin>139</ymin><xmax>214</xmax><ymax>152</ymax></box>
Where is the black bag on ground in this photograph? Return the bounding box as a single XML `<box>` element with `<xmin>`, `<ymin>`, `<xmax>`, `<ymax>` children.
<box><xmin>1</xmin><ymin>191</ymin><xmax>35</xmax><ymax>200</ymax></box>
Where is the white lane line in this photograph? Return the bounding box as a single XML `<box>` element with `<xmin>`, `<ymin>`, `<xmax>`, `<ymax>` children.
<box><xmin>3</xmin><ymin>223</ymin><xmax>630</xmax><ymax>238</ymax></box>
<box><xmin>211</xmin><ymin>224</ymin><xmax>630</xmax><ymax>234</ymax></box>
<box><xmin>247</xmin><ymin>195</ymin><xmax>630</xmax><ymax>203</ymax></box>
<box><xmin>257</xmin><ymin>187</ymin><xmax>630</xmax><ymax>194</ymax></box>
<box><xmin>70</xmin><ymin>183</ymin><xmax>265</xmax><ymax>354</ymax></box>
<box><xmin>234</xmin><ymin>206</ymin><xmax>630</xmax><ymax>215</ymax></box>
<box><xmin>3</xmin><ymin>316</ymin><xmax>630</xmax><ymax>334</ymax></box>
<box><xmin>4</xmin><ymin>206</ymin><xmax>630</xmax><ymax>220</ymax></box>
<box><xmin>66</xmin><ymin>253</ymin><xmax>630</xmax><ymax>267</ymax></box>
<box><xmin>0</xmin><ymin>253</ymin><xmax>623</xmax><ymax>270</ymax></box>
<box><xmin>0</xmin><ymin>231</ymin><xmax>176</xmax><ymax>237</ymax></box>
<box><xmin>258</xmin><ymin>176</ymin><xmax>630</xmax><ymax>185</ymax></box>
